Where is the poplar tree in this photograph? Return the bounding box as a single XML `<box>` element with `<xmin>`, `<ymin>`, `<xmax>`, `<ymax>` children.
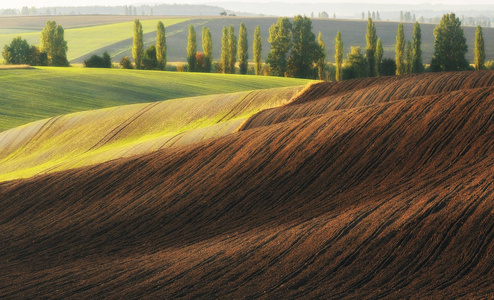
<box><xmin>228</xmin><ymin>25</ymin><xmax>237</xmax><ymax>73</ymax></box>
<box><xmin>395</xmin><ymin>23</ymin><xmax>405</xmax><ymax>75</ymax></box>
<box><xmin>266</xmin><ymin>17</ymin><xmax>292</xmax><ymax>77</ymax></box>
<box><xmin>238</xmin><ymin>22</ymin><xmax>248</xmax><ymax>74</ymax></box>
<box><xmin>405</xmin><ymin>40</ymin><xmax>412</xmax><ymax>74</ymax></box>
<box><xmin>253</xmin><ymin>25</ymin><xmax>262</xmax><ymax>75</ymax></box>
<box><xmin>335</xmin><ymin>30</ymin><xmax>343</xmax><ymax>81</ymax></box>
<box><xmin>366</xmin><ymin>18</ymin><xmax>378</xmax><ymax>76</ymax></box>
<box><xmin>412</xmin><ymin>21</ymin><xmax>424</xmax><ymax>73</ymax></box>
<box><xmin>221</xmin><ymin>26</ymin><xmax>230</xmax><ymax>73</ymax></box>
<box><xmin>431</xmin><ymin>13</ymin><xmax>468</xmax><ymax>71</ymax></box>
<box><xmin>375</xmin><ymin>37</ymin><xmax>383</xmax><ymax>76</ymax></box>
<box><xmin>474</xmin><ymin>25</ymin><xmax>485</xmax><ymax>70</ymax></box>
<box><xmin>41</xmin><ymin>20</ymin><xmax>68</xmax><ymax>66</ymax></box>
<box><xmin>156</xmin><ymin>21</ymin><xmax>166</xmax><ymax>70</ymax></box>
<box><xmin>132</xmin><ymin>19</ymin><xmax>143</xmax><ymax>69</ymax></box>
<box><xmin>202</xmin><ymin>27</ymin><xmax>213</xmax><ymax>73</ymax></box>
<box><xmin>187</xmin><ymin>24</ymin><xmax>197</xmax><ymax>72</ymax></box>
<box><xmin>317</xmin><ymin>32</ymin><xmax>326</xmax><ymax>80</ymax></box>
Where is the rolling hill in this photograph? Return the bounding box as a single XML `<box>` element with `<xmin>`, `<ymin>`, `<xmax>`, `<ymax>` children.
<box><xmin>1</xmin><ymin>70</ymin><xmax>494</xmax><ymax>298</ymax></box>
<box><xmin>0</xmin><ymin>67</ymin><xmax>311</xmax><ymax>132</ymax></box>
<box><xmin>0</xmin><ymin>85</ymin><xmax>304</xmax><ymax>182</ymax></box>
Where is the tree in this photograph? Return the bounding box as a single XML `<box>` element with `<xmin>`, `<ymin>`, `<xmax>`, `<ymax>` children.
<box><xmin>431</xmin><ymin>13</ymin><xmax>468</xmax><ymax>72</ymax></box>
<box><xmin>187</xmin><ymin>24</ymin><xmax>197</xmax><ymax>72</ymax></box>
<box><xmin>287</xmin><ymin>15</ymin><xmax>321</xmax><ymax>78</ymax></box>
<box><xmin>316</xmin><ymin>32</ymin><xmax>326</xmax><ymax>80</ymax></box>
<box><xmin>40</xmin><ymin>21</ymin><xmax>68</xmax><ymax>66</ymax></box>
<box><xmin>228</xmin><ymin>25</ymin><xmax>237</xmax><ymax>73</ymax></box>
<box><xmin>3</xmin><ymin>37</ymin><xmax>31</xmax><ymax>64</ymax></box>
<box><xmin>202</xmin><ymin>27</ymin><xmax>213</xmax><ymax>73</ymax></box>
<box><xmin>220</xmin><ymin>26</ymin><xmax>230</xmax><ymax>73</ymax></box>
<box><xmin>335</xmin><ymin>30</ymin><xmax>343</xmax><ymax>81</ymax></box>
<box><xmin>375</xmin><ymin>38</ymin><xmax>383</xmax><ymax>76</ymax></box>
<box><xmin>366</xmin><ymin>18</ymin><xmax>378</xmax><ymax>76</ymax></box>
<box><xmin>405</xmin><ymin>40</ymin><xmax>412</xmax><ymax>74</ymax></box>
<box><xmin>412</xmin><ymin>21</ymin><xmax>424</xmax><ymax>73</ymax></box>
<box><xmin>267</xmin><ymin>17</ymin><xmax>292</xmax><ymax>77</ymax></box>
<box><xmin>238</xmin><ymin>22</ymin><xmax>248</xmax><ymax>74</ymax></box>
<box><xmin>156</xmin><ymin>21</ymin><xmax>166</xmax><ymax>70</ymax></box>
<box><xmin>132</xmin><ymin>19</ymin><xmax>143</xmax><ymax>69</ymax></box>
<box><xmin>343</xmin><ymin>46</ymin><xmax>368</xmax><ymax>79</ymax></box>
<box><xmin>253</xmin><ymin>25</ymin><xmax>262</xmax><ymax>75</ymax></box>
<box><xmin>395</xmin><ymin>23</ymin><xmax>405</xmax><ymax>75</ymax></box>
<box><xmin>474</xmin><ymin>25</ymin><xmax>485</xmax><ymax>70</ymax></box>
<box><xmin>142</xmin><ymin>45</ymin><xmax>158</xmax><ymax>70</ymax></box>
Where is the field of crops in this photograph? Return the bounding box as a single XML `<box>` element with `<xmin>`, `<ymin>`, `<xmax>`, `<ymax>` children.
<box><xmin>0</xmin><ymin>67</ymin><xmax>311</xmax><ymax>132</ymax></box>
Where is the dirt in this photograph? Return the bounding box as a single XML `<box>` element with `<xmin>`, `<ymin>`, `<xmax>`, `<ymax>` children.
<box><xmin>1</xmin><ymin>71</ymin><xmax>494</xmax><ymax>298</ymax></box>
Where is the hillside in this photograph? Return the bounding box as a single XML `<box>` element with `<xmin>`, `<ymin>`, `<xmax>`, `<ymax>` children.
<box><xmin>0</xmin><ymin>67</ymin><xmax>311</xmax><ymax>131</ymax></box>
<box><xmin>1</xmin><ymin>71</ymin><xmax>494</xmax><ymax>298</ymax></box>
<box><xmin>0</xmin><ymin>85</ymin><xmax>303</xmax><ymax>182</ymax></box>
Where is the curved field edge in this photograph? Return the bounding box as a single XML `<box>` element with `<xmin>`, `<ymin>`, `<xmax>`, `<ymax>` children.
<box><xmin>0</xmin><ymin>67</ymin><xmax>312</xmax><ymax>132</ymax></box>
<box><xmin>1</xmin><ymin>72</ymin><xmax>494</xmax><ymax>297</ymax></box>
<box><xmin>0</xmin><ymin>85</ymin><xmax>304</xmax><ymax>182</ymax></box>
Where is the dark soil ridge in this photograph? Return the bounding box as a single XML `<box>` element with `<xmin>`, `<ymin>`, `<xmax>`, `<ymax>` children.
<box><xmin>2</xmin><ymin>71</ymin><xmax>494</xmax><ymax>298</ymax></box>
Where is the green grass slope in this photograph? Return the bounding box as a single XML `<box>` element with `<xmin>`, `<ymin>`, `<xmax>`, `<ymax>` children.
<box><xmin>0</xmin><ymin>67</ymin><xmax>311</xmax><ymax>132</ymax></box>
<box><xmin>0</xmin><ymin>18</ymin><xmax>189</xmax><ymax>62</ymax></box>
<box><xmin>0</xmin><ymin>85</ymin><xmax>304</xmax><ymax>182</ymax></box>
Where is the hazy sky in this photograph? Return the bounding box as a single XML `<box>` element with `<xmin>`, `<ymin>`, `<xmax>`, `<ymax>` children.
<box><xmin>4</xmin><ymin>0</ymin><xmax>494</xmax><ymax>9</ymax></box>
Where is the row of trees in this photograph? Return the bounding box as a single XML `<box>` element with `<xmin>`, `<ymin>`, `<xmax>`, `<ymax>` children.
<box><xmin>128</xmin><ymin>13</ymin><xmax>487</xmax><ymax>80</ymax></box>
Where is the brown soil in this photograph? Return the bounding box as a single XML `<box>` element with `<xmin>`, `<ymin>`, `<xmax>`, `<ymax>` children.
<box><xmin>2</xmin><ymin>71</ymin><xmax>494</xmax><ymax>299</ymax></box>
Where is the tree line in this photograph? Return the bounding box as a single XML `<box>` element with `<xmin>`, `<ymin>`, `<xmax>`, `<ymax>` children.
<box><xmin>3</xmin><ymin>13</ymin><xmax>490</xmax><ymax>80</ymax></box>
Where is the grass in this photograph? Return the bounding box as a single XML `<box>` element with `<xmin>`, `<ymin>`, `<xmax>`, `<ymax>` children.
<box><xmin>0</xmin><ymin>18</ymin><xmax>189</xmax><ymax>61</ymax></box>
<box><xmin>0</xmin><ymin>67</ymin><xmax>311</xmax><ymax>132</ymax></box>
<box><xmin>0</xmin><ymin>85</ymin><xmax>304</xmax><ymax>182</ymax></box>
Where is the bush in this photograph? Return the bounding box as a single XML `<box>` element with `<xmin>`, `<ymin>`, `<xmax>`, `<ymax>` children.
<box><xmin>176</xmin><ymin>64</ymin><xmax>186</xmax><ymax>72</ymax></box>
<box><xmin>120</xmin><ymin>56</ymin><xmax>133</xmax><ymax>69</ymax></box>
<box><xmin>485</xmin><ymin>60</ymin><xmax>494</xmax><ymax>70</ymax></box>
<box><xmin>380</xmin><ymin>58</ymin><xmax>397</xmax><ymax>76</ymax></box>
<box><xmin>165</xmin><ymin>65</ymin><xmax>177</xmax><ymax>72</ymax></box>
<box><xmin>84</xmin><ymin>52</ymin><xmax>112</xmax><ymax>68</ymax></box>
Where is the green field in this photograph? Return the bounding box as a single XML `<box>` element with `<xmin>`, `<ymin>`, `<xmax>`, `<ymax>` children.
<box><xmin>0</xmin><ymin>67</ymin><xmax>311</xmax><ymax>132</ymax></box>
<box><xmin>0</xmin><ymin>18</ymin><xmax>189</xmax><ymax>61</ymax></box>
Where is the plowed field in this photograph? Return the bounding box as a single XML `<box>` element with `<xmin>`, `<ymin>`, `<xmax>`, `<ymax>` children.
<box><xmin>1</xmin><ymin>71</ymin><xmax>494</xmax><ymax>298</ymax></box>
